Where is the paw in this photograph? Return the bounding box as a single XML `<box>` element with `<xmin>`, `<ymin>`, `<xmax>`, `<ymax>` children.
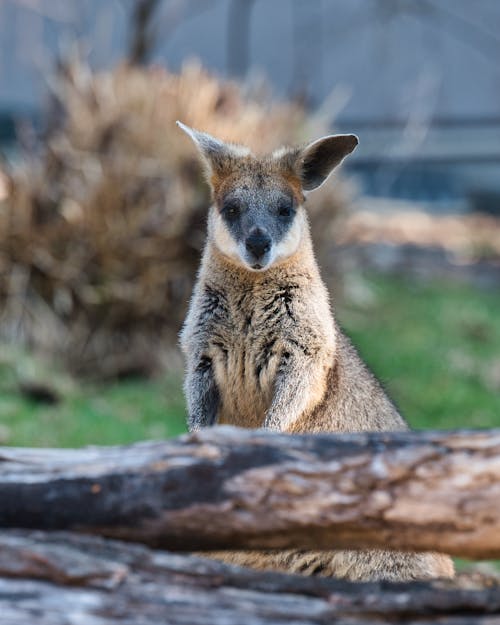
<box><xmin>263</xmin><ymin>413</ymin><xmax>283</xmax><ymax>432</ymax></box>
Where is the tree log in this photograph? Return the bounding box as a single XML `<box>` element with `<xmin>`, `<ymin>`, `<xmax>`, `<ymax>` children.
<box><xmin>0</xmin><ymin>530</ymin><xmax>498</xmax><ymax>625</ymax></box>
<box><xmin>0</xmin><ymin>426</ymin><xmax>499</xmax><ymax>557</ymax></box>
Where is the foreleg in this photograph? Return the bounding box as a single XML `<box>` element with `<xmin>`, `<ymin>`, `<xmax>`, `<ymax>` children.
<box><xmin>264</xmin><ymin>350</ymin><xmax>328</xmax><ymax>431</ymax></box>
<box><xmin>184</xmin><ymin>355</ymin><xmax>220</xmax><ymax>432</ymax></box>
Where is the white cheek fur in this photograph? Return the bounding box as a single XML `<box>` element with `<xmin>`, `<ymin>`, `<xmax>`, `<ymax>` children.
<box><xmin>211</xmin><ymin>211</ymin><xmax>243</xmax><ymax>262</ymax></box>
<box><xmin>272</xmin><ymin>211</ymin><xmax>305</xmax><ymax>263</ymax></box>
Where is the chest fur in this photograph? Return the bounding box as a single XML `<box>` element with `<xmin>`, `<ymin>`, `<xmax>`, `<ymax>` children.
<box><xmin>200</xmin><ymin>282</ymin><xmax>307</xmax><ymax>427</ymax></box>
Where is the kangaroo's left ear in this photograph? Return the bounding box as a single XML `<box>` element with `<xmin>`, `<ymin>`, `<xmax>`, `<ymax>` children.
<box><xmin>176</xmin><ymin>121</ymin><xmax>249</xmax><ymax>183</ymax></box>
<box><xmin>279</xmin><ymin>134</ymin><xmax>358</xmax><ymax>192</ymax></box>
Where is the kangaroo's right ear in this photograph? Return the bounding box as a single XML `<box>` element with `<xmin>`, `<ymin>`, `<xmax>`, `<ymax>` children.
<box><xmin>176</xmin><ymin>121</ymin><xmax>249</xmax><ymax>183</ymax></box>
<box><xmin>300</xmin><ymin>134</ymin><xmax>358</xmax><ymax>190</ymax></box>
<box><xmin>277</xmin><ymin>133</ymin><xmax>358</xmax><ymax>192</ymax></box>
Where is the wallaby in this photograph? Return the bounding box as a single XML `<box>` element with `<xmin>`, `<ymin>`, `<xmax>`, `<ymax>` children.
<box><xmin>177</xmin><ymin>121</ymin><xmax>454</xmax><ymax>582</ymax></box>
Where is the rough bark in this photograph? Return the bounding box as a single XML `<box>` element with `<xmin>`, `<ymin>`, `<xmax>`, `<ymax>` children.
<box><xmin>0</xmin><ymin>530</ymin><xmax>498</xmax><ymax>625</ymax></box>
<box><xmin>0</xmin><ymin>426</ymin><xmax>499</xmax><ymax>557</ymax></box>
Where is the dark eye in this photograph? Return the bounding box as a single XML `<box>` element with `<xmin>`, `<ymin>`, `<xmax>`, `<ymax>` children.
<box><xmin>222</xmin><ymin>201</ymin><xmax>240</xmax><ymax>219</ymax></box>
<box><xmin>278</xmin><ymin>200</ymin><xmax>294</xmax><ymax>218</ymax></box>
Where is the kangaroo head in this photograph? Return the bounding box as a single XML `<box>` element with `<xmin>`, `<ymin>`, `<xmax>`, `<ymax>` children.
<box><xmin>177</xmin><ymin>121</ymin><xmax>358</xmax><ymax>271</ymax></box>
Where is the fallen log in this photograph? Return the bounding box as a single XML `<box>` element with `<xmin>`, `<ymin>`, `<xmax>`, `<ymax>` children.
<box><xmin>0</xmin><ymin>530</ymin><xmax>498</xmax><ymax>625</ymax></box>
<box><xmin>0</xmin><ymin>426</ymin><xmax>499</xmax><ymax>557</ymax></box>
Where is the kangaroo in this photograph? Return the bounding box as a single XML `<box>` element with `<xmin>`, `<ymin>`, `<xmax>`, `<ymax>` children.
<box><xmin>177</xmin><ymin>121</ymin><xmax>454</xmax><ymax>582</ymax></box>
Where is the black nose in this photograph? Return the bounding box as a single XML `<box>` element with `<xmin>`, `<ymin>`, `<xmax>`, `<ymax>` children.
<box><xmin>245</xmin><ymin>232</ymin><xmax>271</xmax><ymax>259</ymax></box>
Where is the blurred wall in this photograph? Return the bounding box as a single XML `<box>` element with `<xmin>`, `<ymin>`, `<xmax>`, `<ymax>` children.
<box><xmin>1</xmin><ymin>0</ymin><xmax>500</xmax><ymax>206</ymax></box>
<box><xmin>1</xmin><ymin>0</ymin><xmax>499</xmax><ymax>120</ymax></box>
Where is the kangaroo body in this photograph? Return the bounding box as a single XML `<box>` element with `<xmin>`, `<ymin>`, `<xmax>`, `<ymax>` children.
<box><xmin>178</xmin><ymin>122</ymin><xmax>454</xmax><ymax>582</ymax></box>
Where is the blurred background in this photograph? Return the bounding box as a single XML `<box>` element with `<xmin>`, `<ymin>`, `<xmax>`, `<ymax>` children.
<box><xmin>0</xmin><ymin>0</ymin><xmax>499</xmax><ymax>450</ymax></box>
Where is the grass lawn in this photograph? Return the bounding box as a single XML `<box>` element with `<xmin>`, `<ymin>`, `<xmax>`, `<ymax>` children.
<box><xmin>338</xmin><ymin>272</ymin><xmax>500</xmax><ymax>431</ymax></box>
<box><xmin>0</xmin><ymin>361</ymin><xmax>187</xmax><ymax>447</ymax></box>
<box><xmin>0</xmin><ymin>272</ymin><xmax>499</xmax><ymax>448</ymax></box>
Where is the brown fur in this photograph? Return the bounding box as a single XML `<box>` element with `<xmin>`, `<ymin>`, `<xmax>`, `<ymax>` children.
<box><xmin>179</xmin><ymin>123</ymin><xmax>455</xmax><ymax>582</ymax></box>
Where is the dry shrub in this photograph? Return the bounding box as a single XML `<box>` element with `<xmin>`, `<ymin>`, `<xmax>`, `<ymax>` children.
<box><xmin>0</xmin><ymin>61</ymin><xmax>350</xmax><ymax>378</ymax></box>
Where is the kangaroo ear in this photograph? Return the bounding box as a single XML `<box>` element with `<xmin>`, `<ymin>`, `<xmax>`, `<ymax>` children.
<box><xmin>296</xmin><ymin>134</ymin><xmax>358</xmax><ymax>191</ymax></box>
<box><xmin>176</xmin><ymin>121</ymin><xmax>249</xmax><ymax>180</ymax></box>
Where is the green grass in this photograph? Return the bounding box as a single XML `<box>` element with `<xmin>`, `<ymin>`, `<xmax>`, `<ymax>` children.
<box><xmin>0</xmin><ymin>272</ymin><xmax>499</xmax><ymax>448</ymax></box>
<box><xmin>0</xmin><ymin>360</ymin><xmax>187</xmax><ymax>447</ymax></box>
<box><xmin>337</xmin><ymin>273</ymin><xmax>500</xmax><ymax>431</ymax></box>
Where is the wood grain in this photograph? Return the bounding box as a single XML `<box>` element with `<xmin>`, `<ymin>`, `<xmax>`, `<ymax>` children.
<box><xmin>0</xmin><ymin>426</ymin><xmax>499</xmax><ymax>557</ymax></box>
